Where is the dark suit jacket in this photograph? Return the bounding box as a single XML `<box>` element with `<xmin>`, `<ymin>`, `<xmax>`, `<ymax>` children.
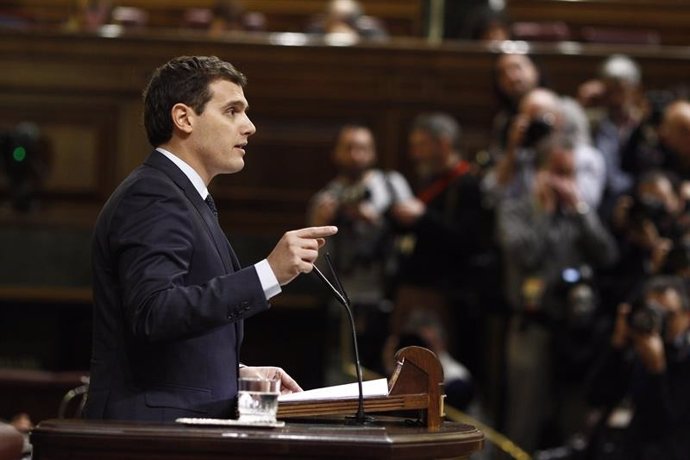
<box><xmin>84</xmin><ymin>151</ymin><xmax>270</xmax><ymax>422</ymax></box>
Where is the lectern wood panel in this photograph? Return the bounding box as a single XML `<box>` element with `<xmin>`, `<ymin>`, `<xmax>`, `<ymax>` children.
<box><xmin>30</xmin><ymin>417</ymin><xmax>484</xmax><ymax>460</ymax></box>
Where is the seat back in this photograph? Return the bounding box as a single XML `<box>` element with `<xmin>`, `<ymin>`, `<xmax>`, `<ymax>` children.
<box><xmin>58</xmin><ymin>380</ymin><xmax>89</xmax><ymax>419</ymax></box>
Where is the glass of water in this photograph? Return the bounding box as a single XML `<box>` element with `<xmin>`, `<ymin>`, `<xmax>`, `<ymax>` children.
<box><xmin>237</xmin><ymin>377</ymin><xmax>281</xmax><ymax>423</ymax></box>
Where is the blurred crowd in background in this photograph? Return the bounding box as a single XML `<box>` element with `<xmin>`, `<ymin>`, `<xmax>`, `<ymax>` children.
<box><xmin>309</xmin><ymin>49</ymin><xmax>690</xmax><ymax>459</ymax></box>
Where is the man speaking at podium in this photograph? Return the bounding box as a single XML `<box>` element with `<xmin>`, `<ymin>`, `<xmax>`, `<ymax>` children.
<box><xmin>83</xmin><ymin>56</ymin><xmax>337</xmax><ymax>422</ymax></box>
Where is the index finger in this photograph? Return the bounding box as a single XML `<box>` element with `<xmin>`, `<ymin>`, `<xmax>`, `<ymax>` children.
<box><xmin>279</xmin><ymin>371</ymin><xmax>303</xmax><ymax>394</ymax></box>
<box><xmin>295</xmin><ymin>226</ymin><xmax>338</xmax><ymax>238</ymax></box>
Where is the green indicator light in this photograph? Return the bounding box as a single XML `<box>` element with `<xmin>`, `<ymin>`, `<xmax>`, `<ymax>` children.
<box><xmin>12</xmin><ymin>146</ymin><xmax>26</xmax><ymax>162</ymax></box>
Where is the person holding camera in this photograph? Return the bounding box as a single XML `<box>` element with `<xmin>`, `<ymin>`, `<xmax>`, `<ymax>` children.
<box><xmin>577</xmin><ymin>54</ymin><xmax>647</xmax><ymax>221</ymax></box>
<box><xmin>308</xmin><ymin>124</ymin><xmax>412</xmax><ymax>372</ymax></box>
<box><xmin>488</xmin><ymin>53</ymin><xmax>546</xmax><ymax>163</ymax></box>
<box><xmin>603</xmin><ymin>169</ymin><xmax>690</xmax><ymax>309</ymax></box>
<box><xmin>621</xmin><ymin>99</ymin><xmax>690</xmax><ymax>185</ymax></box>
<box><xmin>483</xmin><ymin>88</ymin><xmax>606</xmax><ymax>211</ymax></box>
<box><xmin>497</xmin><ymin>133</ymin><xmax>618</xmax><ymax>453</ymax></box>
<box><xmin>586</xmin><ymin>275</ymin><xmax>690</xmax><ymax>460</ymax></box>
<box><xmin>308</xmin><ymin>124</ymin><xmax>412</xmax><ymax>295</ymax></box>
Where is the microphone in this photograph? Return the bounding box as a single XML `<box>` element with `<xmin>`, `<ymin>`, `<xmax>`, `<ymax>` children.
<box><xmin>312</xmin><ymin>254</ymin><xmax>373</xmax><ymax>425</ymax></box>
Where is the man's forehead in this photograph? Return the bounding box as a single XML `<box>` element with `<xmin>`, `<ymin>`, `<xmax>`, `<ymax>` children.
<box><xmin>342</xmin><ymin>128</ymin><xmax>372</xmax><ymax>143</ymax></box>
<box><xmin>210</xmin><ymin>79</ymin><xmax>248</xmax><ymax>105</ymax></box>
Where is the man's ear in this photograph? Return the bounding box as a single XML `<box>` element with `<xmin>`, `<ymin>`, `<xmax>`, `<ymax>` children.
<box><xmin>171</xmin><ymin>103</ymin><xmax>194</xmax><ymax>134</ymax></box>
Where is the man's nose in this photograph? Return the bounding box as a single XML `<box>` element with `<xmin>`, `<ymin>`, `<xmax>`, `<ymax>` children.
<box><xmin>243</xmin><ymin>115</ymin><xmax>256</xmax><ymax>136</ymax></box>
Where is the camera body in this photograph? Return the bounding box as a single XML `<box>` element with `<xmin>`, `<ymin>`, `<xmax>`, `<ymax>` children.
<box><xmin>664</xmin><ymin>241</ymin><xmax>690</xmax><ymax>274</ymax></box>
<box><xmin>628</xmin><ymin>194</ymin><xmax>668</xmax><ymax>229</ymax></box>
<box><xmin>521</xmin><ymin>114</ymin><xmax>555</xmax><ymax>148</ymax></box>
<box><xmin>553</xmin><ymin>266</ymin><xmax>597</xmax><ymax>327</ymax></box>
<box><xmin>628</xmin><ymin>297</ymin><xmax>667</xmax><ymax>334</ymax></box>
<box><xmin>337</xmin><ymin>183</ymin><xmax>371</xmax><ymax>207</ymax></box>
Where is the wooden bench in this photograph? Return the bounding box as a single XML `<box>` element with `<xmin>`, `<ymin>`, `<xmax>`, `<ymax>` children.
<box><xmin>507</xmin><ymin>0</ymin><xmax>690</xmax><ymax>46</ymax></box>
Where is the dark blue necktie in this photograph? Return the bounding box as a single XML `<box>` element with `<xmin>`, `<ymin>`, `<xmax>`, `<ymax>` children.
<box><xmin>205</xmin><ymin>194</ymin><xmax>218</xmax><ymax>217</ymax></box>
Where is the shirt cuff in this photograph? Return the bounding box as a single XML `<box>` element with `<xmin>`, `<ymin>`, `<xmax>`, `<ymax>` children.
<box><xmin>254</xmin><ymin>259</ymin><xmax>281</xmax><ymax>300</ymax></box>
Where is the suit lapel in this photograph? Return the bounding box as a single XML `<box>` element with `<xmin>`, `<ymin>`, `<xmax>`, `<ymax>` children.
<box><xmin>144</xmin><ymin>152</ymin><xmax>237</xmax><ymax>273</ymax></box>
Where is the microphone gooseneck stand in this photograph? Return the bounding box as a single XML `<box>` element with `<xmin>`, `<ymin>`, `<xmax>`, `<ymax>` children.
<box><xmin>312</xmin><ymin>254</ymin><xmax>374</xmax><ymax>425</ymax></box>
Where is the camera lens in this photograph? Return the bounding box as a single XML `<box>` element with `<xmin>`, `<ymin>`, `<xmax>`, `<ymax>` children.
<box><xmin>628</xmin><ymin>300</ymin><xmax>666</xmax><ymax>334</ymax></box>
<box><xmin>561</xmin><ymin>267</ymin><xmax>580</xmax><ymax>284</ymax></box>
<box><xmin>521</xmin><ymin>114</ymin><xmax>554</xmax><ymax>148</ymax></box>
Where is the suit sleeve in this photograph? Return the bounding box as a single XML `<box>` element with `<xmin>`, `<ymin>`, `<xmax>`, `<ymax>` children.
<box><xmin>108</xmin><ymin>176</ymin><xmax>270</xmax><ymax>342</ymax></box>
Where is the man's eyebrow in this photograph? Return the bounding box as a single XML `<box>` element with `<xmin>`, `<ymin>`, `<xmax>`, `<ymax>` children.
<box><xmin>222</xmin><ymin>100</ymin><xmax>248</xmax><ymax>111</ymax></box>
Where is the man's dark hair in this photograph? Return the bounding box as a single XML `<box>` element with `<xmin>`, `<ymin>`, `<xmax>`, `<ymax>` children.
<box><xmin>491</xmin><ymin>52</ymin><xmax>550</xmax><ymax>112</ymax></box>
<box><xmin>143</xmin><ymin>56</ymin><xmax>247</xmax><ymax>147</ymax></box>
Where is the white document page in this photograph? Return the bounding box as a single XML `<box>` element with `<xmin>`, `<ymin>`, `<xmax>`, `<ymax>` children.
<box><xmin>278</xmin><ymin>378</ymin><xmax>388</xmax><ymax>402</ymax></box>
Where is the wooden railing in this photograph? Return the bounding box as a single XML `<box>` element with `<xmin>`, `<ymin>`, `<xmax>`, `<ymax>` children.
<box><xmin>507</xmin><ymin>0</ymin><xmax>690</xmax><ymax>46</ymax></box>
<box><xmin>5</xmin><ymin>0</ymin><xmax>690</xmax><ymax>45</ymax></box>
<box><xmin>0</xmin><ymin>0</ymin><xmax>424</xmax><ymax>36</ymax></box>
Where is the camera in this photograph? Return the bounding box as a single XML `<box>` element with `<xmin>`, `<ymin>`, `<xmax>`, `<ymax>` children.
<box><xmin>628</xmin><ymin>297</ymin><xmax>666</xmax><ymax>334</ymax></box>
<box><xmin>337</xmin><ymin>183</ymin><xmax>370</xmax><ymax>206</ymax></box>
<box><xmin>627</xmin><ymin>194</ymin><xmax>668</xmax><ymax>228</ymax></box>
<box><xmin>553</xmin><ymin>266</ymin><xmax>596</xmax><ymax>327</ymax></box>
<box><xmin>664</xmin><ymin>241</ymin><xmax>690</xmax><ymax>274</ymax></box>
<box><xmin>521</xmin><ymin>114</ymin><xmax>555</xmax><ymax>148</ymax></box>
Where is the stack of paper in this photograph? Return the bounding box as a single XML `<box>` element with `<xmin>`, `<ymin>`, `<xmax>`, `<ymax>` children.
<box><xmin>278</xmin><ymin>378</ymin><xmax>388</xmax><ymax>402</ymax></box>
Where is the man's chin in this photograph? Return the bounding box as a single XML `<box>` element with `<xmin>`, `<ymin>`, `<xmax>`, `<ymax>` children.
<box><xmin>226</xmin><ymin>160</ymin><xmax>245</xmax><ymax>174</ymax></box>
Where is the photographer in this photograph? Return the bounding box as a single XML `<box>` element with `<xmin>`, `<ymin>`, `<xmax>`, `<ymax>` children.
<box><xmin>586</xmin><ymin>275</ymin><xmax>690</xmax><ymax>460</ymax></box>
<box><xmin>483</xmin><ymin>88</ymin><xmax>605</xmax><ymax>210</ymax></box>
<box><xmin>498</xmin><ymin>133</ymin><xmax>618</xmax><ymax>453</ymax></box>
<box><xmin>577</xmin><ymin>54</ymin><xmax>647</xmax><ymax>221</ymax></box>
<box><xmin>604</xmin><ymin>170</ymin><xmax>689</xmax><ymax>308</ymax></box>
<box><xmin>309</xmin><ymin>124</ymin><xmax>412</xmax><ymax>284</ymax></box>
<box><xmin>621</xmin><ymin>99</ymin><xmax>690</xmax><ymax>184</ymax></box>
<box><xmin>308</xmin><ymin>124</ymin><xmax>412</xmax><ymax>372</ymax></box>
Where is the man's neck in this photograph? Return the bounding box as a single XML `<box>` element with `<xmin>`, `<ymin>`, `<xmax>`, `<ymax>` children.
<box><xmin>156</xmin><ymin>147</ymin><xmax>210</xmax><ymax>199</ymax></box>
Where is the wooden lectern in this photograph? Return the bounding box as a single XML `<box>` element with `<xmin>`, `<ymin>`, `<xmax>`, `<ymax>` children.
<box><xmin>30</xmin><ymin>347</ymin><xmax>484</xmax><ymax>459</ymax></box>
<box><xmin>279</xmin><ymin>346</ymin><xmax>446</xmax><ymax>430</ymax></box>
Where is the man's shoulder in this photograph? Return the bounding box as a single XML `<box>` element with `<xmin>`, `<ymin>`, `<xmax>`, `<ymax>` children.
<box><xmin>97</xmin><ymin>161</ymin><xmax>181</xmax><ymax>221</ymax></box>
<box><xmin>111</xmin><ymin>163</ymin><xmax>172</xmax><ymax>200</ymax></box>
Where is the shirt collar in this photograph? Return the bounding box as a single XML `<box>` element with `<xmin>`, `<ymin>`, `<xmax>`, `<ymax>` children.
<box><xmin>156</xmin><ymin>148</ymin><xmax>209</xmax><ymax>199</ymax></box>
